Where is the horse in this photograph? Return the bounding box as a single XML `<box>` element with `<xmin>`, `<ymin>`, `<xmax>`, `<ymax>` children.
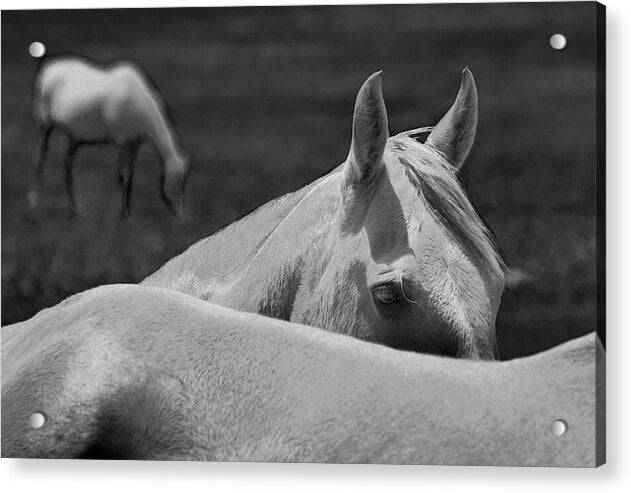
<box><xmin>144</xmin><ymin>68</ymin><xmax>506</xmax><ymax>359</ymax></box>
<box><xmin>1</xmin><ymin>284</ymin><xmax>604</xmax><ymax>466</ymax></box>
<box><xmin>32</xmin><ymin>55</ymin><xmax>189</xmax><ymax>218</ymax></box>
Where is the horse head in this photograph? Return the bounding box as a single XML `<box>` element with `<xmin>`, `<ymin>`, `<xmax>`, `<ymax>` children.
<box><xmin>290</xmin><ymin>69</ymin><xmax>505</xmax><ymax>359</ymax></box>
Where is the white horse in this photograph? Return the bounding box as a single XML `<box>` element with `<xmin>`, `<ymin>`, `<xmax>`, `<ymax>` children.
<box><xmin>144</xmin><ymin>69</ymin><xmax>506</xmax><ymax>359</ymax></box>
<box><xmin>1</xmin><ymin>284</ymin><xmax>604</xmax><ymax>466</ymax></box>
<box><xmin>32</xmin><ymin>55</ymin><xmax>189</xmax><ymax>218</ymax></box>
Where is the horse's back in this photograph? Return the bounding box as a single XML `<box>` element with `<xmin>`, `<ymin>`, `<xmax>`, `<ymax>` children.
<box><xmin>502</xmin><ymin>333</ymin><xmax>603</xmax><ymax>466</ymax></box>
<box><xmin>1</xmin><ymin>284</ymin><xmax>331</xmax><ymax>459</ymax></box>
<box><xmin>1</xmin><ymin>285</ymin><xmax>603</xmax><ymax>465</ymax></box>
<box><xmin>1</xmin><ymin>284</ymin><xmax>412</xmax><ymax>460</ymax></box>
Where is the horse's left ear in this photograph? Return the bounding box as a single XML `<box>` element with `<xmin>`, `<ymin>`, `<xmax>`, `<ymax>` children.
<box><xmin>344</xmin><ymin>71</ymin><xmax>389</xmax><ymax>189</ymax></box>
<box><xmin>426</xmin><ymin>67</ymin><xmax>478</xmax><ymax>170</ymax></box>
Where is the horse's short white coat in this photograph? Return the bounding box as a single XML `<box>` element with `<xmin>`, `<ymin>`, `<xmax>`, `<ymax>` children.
<box><xmin>32</xmin><ymin>56</ymin><xmax>189</xmax><ymax>217</ymax></box>
<box><xmin>145</xmin><ymin>70</ymin><xmax>505</xmax><ymax>359</ymax></box>
<box><xmin>1</xmin><ymin>284</ymin><xmax>603</xmax><ymax>465</ymax></box>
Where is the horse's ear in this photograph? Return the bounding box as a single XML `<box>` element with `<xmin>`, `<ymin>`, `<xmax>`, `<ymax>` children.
<box><xmin>344</xmin><ymin>71</ymin><xmax>389</xmax><ymax>189</ymax></box>
<box><xmin>426</xmin><ymin>67</ymin><xmax>478</xmax><ymax>170</ymax></box>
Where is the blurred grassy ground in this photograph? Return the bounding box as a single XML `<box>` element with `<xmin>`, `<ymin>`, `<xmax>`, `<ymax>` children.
<box><xmin>1</xmin><ymin>4</ymin><xmax>599</xmax><ymax>359</ymax></box>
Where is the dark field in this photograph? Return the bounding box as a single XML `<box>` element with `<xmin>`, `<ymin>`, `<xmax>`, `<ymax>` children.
<box><xmin>1</xmin><ymin>3</ymin><xmax>601</xmax><ymax>359</ymax></box>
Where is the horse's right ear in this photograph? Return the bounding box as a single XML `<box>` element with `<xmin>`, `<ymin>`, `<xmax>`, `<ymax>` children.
<box><xmin>426</xmin><ymin>67</ymin><xmax>478</xmax><ymax>170</ymax></box>
<box><xmin>344</xmin><ymin>71</ymin><xmax>389</xmax><ymax>190</ymax></box>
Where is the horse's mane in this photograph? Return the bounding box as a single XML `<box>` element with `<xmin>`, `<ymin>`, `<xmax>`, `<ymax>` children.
<box><xmin>207</xmin><ymin>133</ymin><xmax>506</xmax><ymax>283</ymax></box>
<box><xmin>389</xmin><ymin>134</ymin><xmax>506</xmax><ymax>279</ymax></box>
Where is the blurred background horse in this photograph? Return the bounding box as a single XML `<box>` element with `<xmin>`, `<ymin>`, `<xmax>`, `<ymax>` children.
<box><xmin>31</xmin><ymin>55</ymin><xmax>189</xmax><ymax>218</ymax></box>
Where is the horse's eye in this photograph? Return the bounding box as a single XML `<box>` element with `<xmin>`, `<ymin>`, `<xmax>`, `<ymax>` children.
<box><xmin>372</xmin><ymin>284</ymin><xmax>401</xmax><ymax>306</ymax></box>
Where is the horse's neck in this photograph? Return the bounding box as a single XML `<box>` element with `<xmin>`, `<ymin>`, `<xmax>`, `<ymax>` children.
<box><xmin>143</xmin><ymin>168</ymin><xmax>343</xmax><ymax>311</ymax></box>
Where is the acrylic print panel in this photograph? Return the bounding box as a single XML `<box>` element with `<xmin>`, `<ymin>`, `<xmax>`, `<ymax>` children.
<box><xmin>1</xmin><ymin>2</ymin><xmax>605</xmax><ymax>466</ymax></box>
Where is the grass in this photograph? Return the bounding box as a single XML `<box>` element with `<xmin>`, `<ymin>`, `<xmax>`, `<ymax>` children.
<box><xmin>1</xmin><ymin>4</ymin><xmax>599</xmax><ymax>359</ymax></box>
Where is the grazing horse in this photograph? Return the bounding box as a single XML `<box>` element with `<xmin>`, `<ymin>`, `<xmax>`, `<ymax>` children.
<box><xmin>32</xmin><ymin>55</ymin><xmax>189</xmax><ymax>218</ymax></box>
<box><xmin>144</xmin><ymin>69</ymin><xmax>506</xmax><ymax>359</ymax></box>
<box><xmin>1</xmin><ymin>285</ymin><xmax>604</xmax><ymax>466</ymax></box>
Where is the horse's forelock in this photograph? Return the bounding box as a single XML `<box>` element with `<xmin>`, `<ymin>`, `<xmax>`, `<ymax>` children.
<box><xmin>388</xmin><ymin>136</ymin><xmax>506</xmax><ymax>280</ymax></box>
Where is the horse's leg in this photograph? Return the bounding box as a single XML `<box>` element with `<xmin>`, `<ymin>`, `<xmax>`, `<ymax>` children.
<box><xmin>118</xmin><ymin>140</ymin><xmax>139</xmax><ymax>219</ymax></box>
<box><xmin>33</xmin><ymin>124</ymin><xmax>53</xmax><ymax>182</ymax></box>
<box><xmin>63</xmin><ymin>143</ymin><xmax>78</xmax><ymax>216</ymax></box>
<box><xmin>28</xmin><ymin>125</ymin><xmax>53</xmax><ymax>209</ymax></box>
